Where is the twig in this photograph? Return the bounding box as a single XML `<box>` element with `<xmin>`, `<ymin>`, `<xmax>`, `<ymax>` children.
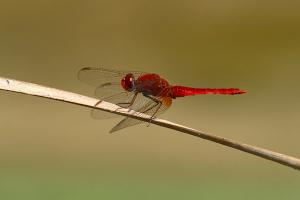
<box><xmin>0</xmin><ymin>77</ymin><xmax>299</xmax><ymax>170</ymax></box>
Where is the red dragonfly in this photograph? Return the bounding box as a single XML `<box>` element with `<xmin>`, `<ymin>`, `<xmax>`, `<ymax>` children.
<box><xmin>78</xmin><ymin>67</ymin><xmax>246</xmax><ymax>133</ymax></box>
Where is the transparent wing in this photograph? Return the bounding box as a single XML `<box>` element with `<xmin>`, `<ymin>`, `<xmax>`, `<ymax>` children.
<box><xmin>78</xmin><ymin>67</ymin><xmax>145</xmax><ymax>87</ymax></box>
<box><xmin>109</xmin><ymin>96</ymin><xmax>172</xmax><ymax>133</ymax></box>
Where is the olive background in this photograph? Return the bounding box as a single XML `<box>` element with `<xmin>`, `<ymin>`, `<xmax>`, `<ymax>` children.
<box><xmin>0</xmin><ymin>1</ymin><xmax>299</xmax><ymax>199</ymax></box>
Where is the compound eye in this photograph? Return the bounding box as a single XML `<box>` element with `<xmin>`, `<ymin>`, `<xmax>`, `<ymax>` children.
<box><xmin>121</xmin><ymin>73</ymin><xmax>135</xmax><ymax>91</ymax></box>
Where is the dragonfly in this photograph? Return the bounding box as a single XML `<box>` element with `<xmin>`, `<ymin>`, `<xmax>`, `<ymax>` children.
<box><xmin>78</xmin><ymin>67</ymin><xmax>246</xmax><ymax>133</ymax></box>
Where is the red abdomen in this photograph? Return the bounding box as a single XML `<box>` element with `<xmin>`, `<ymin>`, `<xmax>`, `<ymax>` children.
<box><xmin>171</xmin><ymin>86</ymin><xmax>246</xmax><ymax>98</ymax></box>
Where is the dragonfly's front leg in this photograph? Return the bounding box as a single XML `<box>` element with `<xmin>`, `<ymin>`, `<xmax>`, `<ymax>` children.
<box><xmin>142</xmin><ymin>94</ymin><xmax>163</xmax><ymax>125</ymax></box>
<box><xmin>116</xmin><ymin>92</ymin><xmax>138</xmax><ymax>109</ymax></box>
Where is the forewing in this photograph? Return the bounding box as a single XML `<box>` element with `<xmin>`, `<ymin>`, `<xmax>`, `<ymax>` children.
<box><xmin>78</xmin><ymin>67</ymin><xmax>144</xmax><ymax>87</ymax></box>
<box><xmin>94</xmin><ymin>82</ymin><xmax>126</xmax><ymax>98</ymax></box>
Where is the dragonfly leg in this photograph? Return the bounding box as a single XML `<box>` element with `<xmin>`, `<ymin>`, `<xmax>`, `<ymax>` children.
<box><xmin>147</xmin><ymin>102</ymin><xmax>162</xmax><ymax>126</ymax></box>
<box><xmin>116</xmin><ymin>92</ymin><xmax>138</xmax><ymax>109</ymax></box>
<box><xmin>142</xmin><ymin>95</ymin><xmax>160</xmax><ymax>113</ymax></box>
<box><xmin>142</xmin><ymin>94</ymin><xmax>163</xmax><ymax>125</ymax></box>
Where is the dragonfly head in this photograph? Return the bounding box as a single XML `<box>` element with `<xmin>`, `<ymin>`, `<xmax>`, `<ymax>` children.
<box><xmin>121</xmin><ymin>73</ymin><xmax>135</xmax><ymax>92</ymax></box>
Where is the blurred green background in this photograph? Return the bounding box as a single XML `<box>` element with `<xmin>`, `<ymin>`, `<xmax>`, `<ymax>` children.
<box><xmin>0</xmin><ymin>0</ymin><xmax>299</xmax><ymax>199</ymax></box>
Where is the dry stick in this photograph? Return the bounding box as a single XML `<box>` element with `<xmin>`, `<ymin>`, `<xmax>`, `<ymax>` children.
<box><xmin>0</xmin><ymin>77</ymin><xmax>300</xmax><ymax>170</ymax></box>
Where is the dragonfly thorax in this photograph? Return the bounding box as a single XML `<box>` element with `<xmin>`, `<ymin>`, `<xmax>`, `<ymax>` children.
<box><xmin>135</xmin><ymin>73</ymin><xmax>171</xmax><ymax>97</ymax></box>
<box><xmin>121</xmin><ymin>73</ymin><xmax>136</xmax><ymax>92</ymax></box>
